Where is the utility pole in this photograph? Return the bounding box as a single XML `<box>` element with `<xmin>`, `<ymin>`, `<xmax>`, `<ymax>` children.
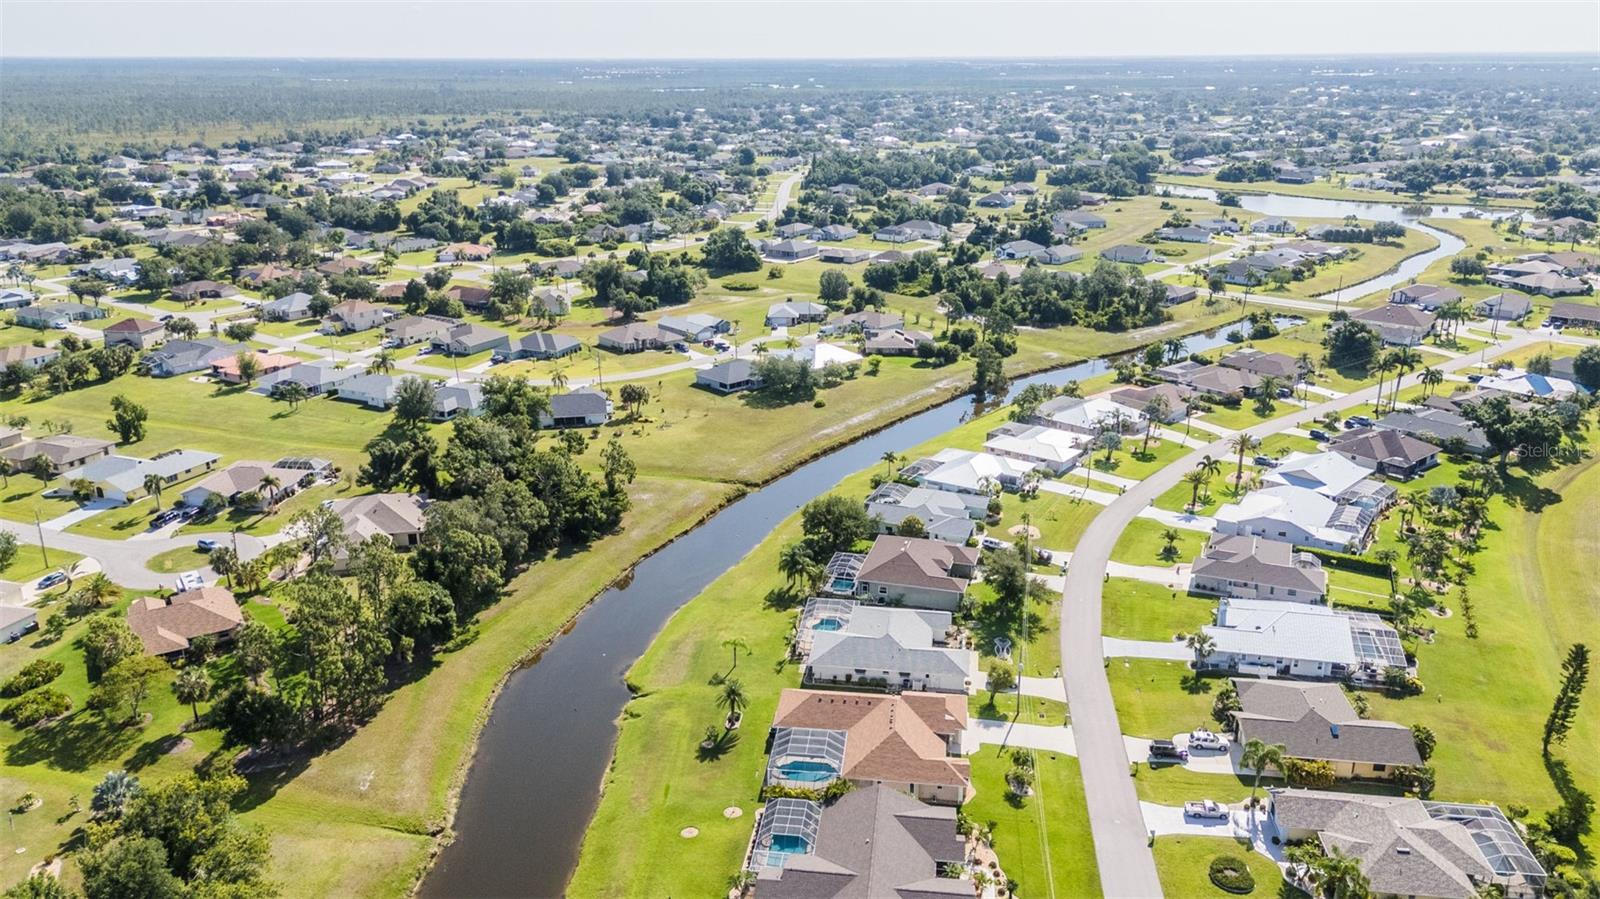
<box><xmin>34</xmin><ymin>511</ymin><xmax>49</xmax><ymax>569</ymax></box>
<box><xmin>1333</xmin><ymin>275</ymin><xmax>1344</xmax><ymax>313</ymax></box>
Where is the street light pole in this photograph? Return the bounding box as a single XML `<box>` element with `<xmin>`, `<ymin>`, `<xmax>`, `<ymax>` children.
<box><xmin>34</xmin><ymin>511</ymin><xmax>49</xmax><ymax>569</ymax></box>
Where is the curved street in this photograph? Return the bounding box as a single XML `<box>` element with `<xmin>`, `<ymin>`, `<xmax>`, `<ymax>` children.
<box><xmin>1056</xmin><ymin>328</ymin><xmax>1538</xmax><ymax>898</ymax></box>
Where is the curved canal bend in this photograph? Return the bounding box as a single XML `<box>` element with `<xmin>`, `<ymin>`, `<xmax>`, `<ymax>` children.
<box><xmin>421</xmin><ymin>191</ymin><xmax>1490</xmax><ymax>897</ymax></box>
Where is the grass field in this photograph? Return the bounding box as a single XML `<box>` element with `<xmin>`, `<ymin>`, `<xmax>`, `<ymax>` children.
<box><xmin>964</xmin><ymin>750</ymin><xmax>1102</xmax><ymax>899</ymax></box>
<box><xmin>1102</xmin><ymin>578</ymin><xmax>1217</xmax><ymax>641</ymax></box>
<box><xmin>1108</xmin><ymin>659</ymin><xmax>1229</xmax><ymax>740</ymax></box>
<box><xmin>1152</xmin><ymin>835</ymin><xmax>1301</xmax><ymax>899</ymax></box>
<box><xmin>1155</xmin><ymin>173</ymin><xmax>1533</xmax><ymax>209</ymax></box>
<box><xmin>971</xmin><ymin>692</ymin><xmax>1071</xmax><ymax>726</ymax></box>
<box><xmin>1109</xmin><ymin>517</ymin><xmax>1206</xmax><ymax>567</ymax></box>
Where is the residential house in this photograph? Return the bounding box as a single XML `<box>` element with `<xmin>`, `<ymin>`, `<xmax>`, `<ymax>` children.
<box><xmin>766</xmin><ymin>689</ymin><xmax>970</xmax><ymax>804</ymax></box>
<box><xmin>260</xmin><ymin>291</ymin><xmax>316</xmax><ymax>322</ymax></box>
<box><xmin>327</xmin><ymin>493</ymin><xmax>426</xmax><ymax>569</ymax></box>
<box><xmin>76</xmin><ymin>449</ymin><xmax>220</xmax><ymax>504</ymax></box>
<box><xmin>597</xmin><ymin>322</ymin><xmax>672</xmax><ymax>353</ymax></box>
<box><xmin>3</xmin><ymin>432</ymin><xmax>115</xmax><ymax>476</ymax></box>
<box><xmin>798</xmin><ymin>602</ymin><xmax>976</xmax><ymax>695</ymax></box>
<box><xmin>695</xmin><ymin>358</ymin><xmax>760</xmax><ymax>394</ymax></box>
<box><xmin>336</xmin><ymin>373</ymin><xmax>407</xmax><ymax>409</ymax></box>
<box><xmin>1185</xmin><ymin>364</ymin><xmax>1264</xmax><ymax>401</ymax></box>
<box><xmin>180</xmin><ymin>460</ymin><xmax>312</xmax><ymax>511</ymax></box>
<box><xmin>747</xmin><ymin>788</ymin><xmax>968</xmax><ymax>893</ymax></box>
<box><xmin>996</xmin><ymin>239</ymin><xmax>1047</xmax><ymax>261</ymax></box>
<box><xmin>0</xmin><ymin>344</ymin><xmax>59</xmax><ymax>369</ymax></box>
<box><xmin>863</xmin><ymin>329</ymin><xmax>934</xmax><ymax>356</ymax></box>
<box><xmin>1350</xmin><ymin>305</ymin><xmax>1437</xmax><ymax>346</ymax></box>
<box><xmin>904</xmin><ymin>448</ymin><xmax>1035</xmax><ymax>511</ymax></box>
<box><xmin>0</xmin><ymin>288</ymin><xmax>36</xmax><ymax>310</ymax></box>
<box><xmin>1327</xmin><ymin>427</ymin><xmax>1441</xmax><ymax>480</ymax></box>
<box><xmin>438</xmin><ymin>242</ymin><xmax>493</xmax><ymax>262</ymax></box>
<box><xmin>765</xmin><ymin>301</ymin><xmax>828</xmax><ymax>328</ymax></box>
<box><xmin>863</xmin><ymin>483</ymin><xmax>976</xmax><ymax>545</ymax></box>
<box><xmin>1473</xmin><ymin>292</ymin><xmax>1532</xmax><ymax>321</ymax></box>
<box><xmin>74</xmin><ymin>257</ymin><xmax>141</xmax><ymax>285</ymax></box>
<box><xmin>102</xmin><ymin>317</ymin><xmax>167</xmax><ymax>350</ymax></box>
<box><xmin>1102</xmin><ymin>244</ymin><xmax>1156</xmax><ymax>265</ymax></box>
<box><xmin>384</xmin><ymin>315</ymin><xmax>454</xmax><ymax>347</ymax></box>
<box><xmin>315</xmin><ymin>256</ymin><xmax>371</xmax><ymax>278</ymax></box>
<box><xmin>818</xmin><ymin>246</ymin><xmax>874</xmax><ymax>264</ymax></box>
<box><xmin>127</xmin><ymin>587</ymin><xmax>245</xmax><ymax>656</ymax></box>
<box><xmin>1262</xmin><ymin>451</ymin><xmax>1395</xmax><ymax>505</ymax></box>
<box><xmin>763</xmin><ymin>238</ymin><xmax>819</xmax><ymax>262</ymax></box>
<box><xmin>143</xmin><ymin>339</ymin><xmax>242</xmax><ymax>377</ymax></box>
<box><xmin>1213</xmin><ymin>485</ymin><xmax>1376</xmax><ymax>552</ymax></box>
<box><xmin>1189</xmin><ymin>534</ymin><xmax>1328</xmax><ymax>604</ymax></box>
<box><xmin>1232</xmin><ymin>680</ymin><xmax>1420</xmax><ymax>780</ymax></box>
<box><xmin>1201</xmin><ymin>598</ymin><xmax>1409</xmax><ymax>680</ymax></box>
<box><xmin>1250</xmin><ymin>216</ymin><xmax>1297</xmax><ymax>234</ymax></box>
<box><xmin>1156</xmin><ymin>225</ymin><xmax>1212</xmax><ymax>244</ymax></box>
<box><xmin>1109</xmin><ymin>382</ymin><xmax>1191</xmax><ymax>421</ymax></box>
<box><xmin>774</xmin><ymin>222</ymin><xmax>815</xmax><ymax>240</ymax></box>
<box><xmin>1269</xmin><ymin>790</ymin><xmax>1544</xmax><ymax>899</ymax></box>
<box><xmin>1164</xmin><ymin>283</ymin><xmax>1200</xmax><ymax>305</ymax></box>
<box><xmin>657</xmin><ymin>314</ymin><xmax>731</xmax><ymax>342</ymax></box>
<box><xmin>16</xmin><ymin>302</ymin><xmax>108</xmax><ymax>329</ymax></box>
<box><xmin>1042</xmin><ymin>244</ymin><xmax>1083</xmax><ymax>265</ymax></box>
<box><xmin>446</xmin><ymin>285</ymin><xmax>492</xmax><ymax>310</ymax></box>
<box><xmin>432</xmin><ymin>322</ymin><xmax>510</xmax><ymax>357</ymax></box>
<box><xmin>1548</xmin><ymin>301</ymin><xmax>1600</xmax><ymax>329</ymax></box>
<box><xmin>1374</xmin><ymin>409</ymin><xmax>1490</xmax><ymax>455</ymax></box>
<box><xmin>321</xmin><ymin>300</ymin><xmax>387</xmax><ymax>334</ymax></box>
<box><xmin>815</xmin><ymin>223</ymin><xmax>858</xmax><ymax>241</ymax></box>
<box><xmin>852</xmin><ymin>535</ymin><xmax>978</xmax><ymax>611</ymax></box>
<box><xmin>211</xmin><ymin>351</ymin><xmax>298</xmax><ymax>384</ymax></box>
<box><xmin>1476</xmin><ymin>370</ymin><xmax>1581</xmax><ymax>400</ymax></box>
<box><xmin>531</xmin><ymin>288</ymin><xmax>571</xmax><ymax>316</ymax></box>
<box><xmin>254</xmin><ymin>359</ymin><xmax>359</xmax><ymax>397</ymax></box>
<box><xmin>1</xmin><ymin>605</ymin><xmax>38</xmax><ymax>643</ymax></box>
<box><xmin>1054</xmin><ymin>210</ymin><xmax>1106</xmax><ymax>230</ymax></box>
<box><xmin>539</xmin><ymin>388</ymin><xmax>612</xmax><ymax>428</ymax></box>
<box><xmin>432</xmin><ymin>383</ymin><xmax>483</xmax><ymax>421</ymax></box>
<box><xmin>976</xmin><ymin>192</ymin><xmax>1015</xmax><ymax>208</ymax></box>
<box><xmin>982</xmin><ymin>423</ymin><xmax>1089</xmax><ymax>475</ymax></box>
<box><xmin>1031</xmin><ymin>395</ymin><xmax>1145</xmax><ymax>435</ymax></box>
<box><xmin>1389</xmin><ymin>283</ymin><xmax>1463</xmax><ymax>310</ymax></box>
<box><xmin>826</xmin><ymin>310</ymin><xmax>905</xmax><ymax>336</ymax></box>
<box><xmin>171</xmin><ymin>280</ymin><xmax>239</xmax><ymax>302</ymax></box>
<box><xmin>1220</xmin><ymin>348</ymin><xmax>1303</xmax><ymax>381</ymax></box>
<box><xmin>505</xmin><ymin>331</ymin><xmax>578</xmax><ymax>361</ymax></box>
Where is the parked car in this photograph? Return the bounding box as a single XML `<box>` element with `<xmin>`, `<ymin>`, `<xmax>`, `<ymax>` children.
<box><xmin>197</xmin><ymin>538</ymin><xmax>217</xmax><ymax>551</ymax></box>
<box><xmin>152</xmin><ymin>509</ymin><xmax>182</xmax><ymax>528</ymax></box>
<box><xmin>980</xmin><ymin>536</ymin><xmax>1007</xmax><ymax>550</ymax></box>
<box><xmin>672</xmin><ymin>341</ymin><xmax>689</xmax><ymax>352</ymax></box>
<box><xmin>1252</xmin><ymin>454</ymin><xmax>1276</xmax><ymax>468</ymax></box>
<box><xmin>1149</xmin><ymin>739</ymin><xmax>1189</xmax><ymax>762</ymax></box>
<box><xmin>1187</xmin><ymin>729</ymin><xmax>1229</xmax><ymax>752</ymax></box>
<box><xmin>1466</xmin><ymin>373</ymin><xmax>1484</xmax><ymax>383</ymax></box>
<box><xmin>1183</xmin><ymin>799</ymin><xmax>1230</xmax><ymax>820</ymax></box>
<box><xmin>37</xmin><ymin>572</ymin><xmax>67</xmax><ymax>590</ymax></box>
<box><xmin>1345</xmin><ymin>415</ymin><xmax>1372</xmax><ymax>429</ymax></box>
<box><xmin>1309</xmin><ymin>428</ymin><xmax>1329</xmax><ymax>441</ymax></box>
<box><xmin>1034</xmin><ymin>548</ymin><xmax>1053</xmax><ymax>564</ymax></box>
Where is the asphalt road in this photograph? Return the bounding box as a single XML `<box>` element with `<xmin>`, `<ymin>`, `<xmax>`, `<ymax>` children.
<box><xmin>0</xmin><ymin>516</ymin><xmax>276</xmax><ymax>592</ymax></box>
<box><xmin>1056</xmin><ymin>328</ymin><xmax>1538</xmax><ymax>898</ymax></box>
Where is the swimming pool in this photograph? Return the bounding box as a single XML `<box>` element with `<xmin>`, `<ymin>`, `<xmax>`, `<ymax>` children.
<box><xmin>812</xmin><ymin>618</ymin><xmax>844</xmax><ymax>632</ymax></box>
<box><xmin>829</xmin><ymin>577</ymin><xmax>855</xmax><ymax>593</ymax></box>
<box><xmin>775</xmin><ymin>760</ymin><xmax>838</xmax><ymax>783</ymax></box>
<box><xmin>769</xmin><ymin>835</ymin><xmax>810</xmax><ymax>854</ymax></box>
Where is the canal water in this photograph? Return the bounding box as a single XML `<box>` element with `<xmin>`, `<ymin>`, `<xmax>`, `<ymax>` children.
<box><xmin>422</xmin><ymin>191</ymin><xmax>1469</xmax><ymax>897</ymax></box>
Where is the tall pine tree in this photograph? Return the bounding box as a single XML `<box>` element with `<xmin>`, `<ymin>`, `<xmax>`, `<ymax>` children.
<box><xmin>1543</xmin><ymin>643</ymin><xmax>1590</xmax><ymax>753</ymax></box>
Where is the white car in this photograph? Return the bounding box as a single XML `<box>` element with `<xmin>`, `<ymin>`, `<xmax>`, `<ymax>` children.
<box><xmin>1187</xmin><ymin>729</ymin><xmax>1230</xmax><ymax>752</ymax></box>
<box><xmin>980</xmin><ymin>536</ymin><xmax>1007</xmax><ymax>550</ymax></box>
<box><xmin>1183</xmin><ymin>799</ymin><xmax>1230</xmax><ymax>820</ymax></box>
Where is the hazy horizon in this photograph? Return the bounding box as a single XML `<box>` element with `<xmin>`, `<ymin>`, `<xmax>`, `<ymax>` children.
<box><xmin>3</xmin><ymin>0</ymin><xmax>1597</xmax><ymax>60</ymax></box>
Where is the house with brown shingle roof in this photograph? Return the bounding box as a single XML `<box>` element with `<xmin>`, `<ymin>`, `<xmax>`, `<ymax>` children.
<box><xmin>1233</xmin><ymin>679</ymin><xmax>1420</xmax><ymax>780</ymax></box>
<box><xmin>853</xmin><ymin>536</ymin><xmax>978</xmax><ymax>611</ymax></box>
<box><xmin>768</xmin><ymin>688</ymin><xmax>971</xmax><ymax>804</ymax></box>
<box><xmin>102</xmin><ymin>317</ymin><xmax>168</xmax><ymax>350</ymax></box>
<box><xmin>127</xmin><ymin>586</ymin><xmax>245</xmax><ymax>656</ymax></box>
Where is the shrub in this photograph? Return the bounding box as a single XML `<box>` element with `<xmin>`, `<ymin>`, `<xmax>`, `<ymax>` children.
<box><xmin>722</xmin><ymin>280</ymin><xmax>758</xmax><ymax>291</ymax></box>
<box><xmin>1208</xmin><ymin>855</ymin><xmax>1256</xmax><ymax>894</ymax></box>
<box><xmin>3</xmin><ymin>688</ymin><xmax>72</xmax><ymax>727</ymax></box>
<box><xmin>1283</xmin><ymin>757</ymin><xmax>1337</xmax><ymax>788</ymax></box>
<box><xmin>1</xmin><ymin>660</ymin><xmax>64</xmax><ymax>698</ymax></box>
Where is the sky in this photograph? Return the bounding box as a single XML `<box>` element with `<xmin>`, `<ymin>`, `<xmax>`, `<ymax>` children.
<box><xmin>2</xmin><ymin>0</ymin><xmax>1597</xmax><ymax>60</ymax></box>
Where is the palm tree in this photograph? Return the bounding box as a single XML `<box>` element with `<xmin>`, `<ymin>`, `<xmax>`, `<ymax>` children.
<box><xmin>367</xmin><ymin>349</ymin><xmax>396</xmax><ymax>375</ymax></box>
<box><xmin>1307</xmin><ymin>846</ymin><xmax>1370</xmax><ymax>899</ymax></box>
<box><xmin>1419</xmin><ymin>366</ymin><xmax>1444</xmax><ymax>398</ymax></box>
<box><xmin>1159</xmin><ymin>527</ymin><xmax>1181</xmax><ymax>561</ymax></box>
<box><xmin>550</xmin><ymin>366</ymin><xmax>569</xmax><ymax>391</ymax></box>
<box><xmin>1182</xmin><ymin>468</ymin><xmax>1210</xmax><ymax>513</ymax></box>
<box><xmin>722</xmin><ymin>638</ymin><xmax>751</xmax><ymax>673</ymax></box>
<box><xmin>717</xmin><ymin>678</ymin><xmax>749</xmax><ymax>728</ymax></box>
<box><xmin>1296</xmin><ymin>352</ymin><xmax>1316</xmax><ymax>401</ymax></box>
<box><xmin>1240</xmin><ymin>738</ymin><xmax>1286</xmax><ymax>803</ymax></box>
<box><xmin>1388</xmin><ymin>347</ymin><xmax>1422</xmax><ymax>411</ymax></box>
<box><xmin>1373</xmin><ymin>548</ymin><xmax>1400</xmax><ymax>595</ymax></box>
<box><xmin>1185</xmin><ymin>632</ymin><xmax>1216</xmax><ymax>665</ymax></box>
<box><xmin>1372</xmin><ymin>351</ymin><xmax>1397</xmax><ymax>415</ymax></box>
<box><xmin>257</xmin><ymin>474</ymin><xmax>282</xmax><ymax>513</ymax></box>
<box><xmin>1229</xmin><ymin>433</ymin><xmax>1260</xmax><ymax>494</ymax></box>
<box><xmin>77</xmin><ymin>573</ymin><xmax>121</xmax><ymax>609</ymax></box>
<box><xmin>777</xmin><ymin>541</ymin><xmax>819</xmax><ymax>591</ymax></box>
<box><xmin>172</xmin><ymin>667</ymin><xmax>212</xmax><ymax>724</ymax></box>
<box><xmin>1141</xmin><ymin>396</ymin><xmax>1170</xmax><ymax>454</ymax></box>
<box><xmin>142</xmin><ymin>473</ymin><xmax>165</xmax><ymax>512</ymax></box>
<box><xmin>880</xmin><ymin>450</ymin><xmax>900</xmax><ymax>479</ymax></box>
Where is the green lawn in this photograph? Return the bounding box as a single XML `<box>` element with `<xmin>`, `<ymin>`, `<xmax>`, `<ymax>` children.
<box><xmin>1152</xmin><ymin>478</ymin><xmax>1225</xmax><ymax>516</ymax></box>
<box><xmin>1102</xmin><ymin>578</ymin><xmax>1217</xmax><ymax>642</ymax></box>
<box><xmin>1153</xmin><ymin>836</ymin><xmax>1300</xmax><ymax>899</ymax></box>
<box><xmin>1109</xmin><ymin>518</ymin><xmax>1206</xmax><ymax>567</ymax></box>
<box><xmin>1088</xmin><ymin>437</ymin><xmax>1191</xmax><ymax>480</ymax></box>
<box><xmin>0</xmin><ymin>542</ymin><xmax>84</xmax><ymax>584</ymax></box>
<box><xmin>970</xmin><ymin>692</ymin><xmax>1071</xmax><ymax>727</ymax></box>
<box><xmin>144</xmin><ymin>544</ymin><xmax>210</xmax><ymax>574</ymax></box>
<box><xmin>1108</xmin><ymin>659</ymin><xmax>1229</xmax><ymax>740</ymax></box>
<box><xmin>0</xmin><ymin>481</ymin><xmax>78</xmax><ymax>525</ymax></box>
<box><xmin>964</xmin><ymin>750</ymin><xmax>1102</xmax><ymax>899</ymax></box>
<box><xmin>994</xmin><ymin>487</ymin><xmax>1105</xmax><ymax>554</ymax></box>
<box><xmin>1200</xmin><ymin>400</ymin><xmax>1298</xmax><ymax>431</ymax></box>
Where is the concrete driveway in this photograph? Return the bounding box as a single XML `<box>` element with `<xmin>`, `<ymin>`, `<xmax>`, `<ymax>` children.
<box><xmin>962</xmin><ymin>718</ymin><xmax>1077</xmax><ymax>756</ymax></box>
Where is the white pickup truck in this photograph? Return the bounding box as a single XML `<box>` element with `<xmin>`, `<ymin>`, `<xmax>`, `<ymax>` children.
<box><xmin>1183</xmin><ymin>799</ymin><xmax>1230</xmax><ymax>820</ymax></box>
